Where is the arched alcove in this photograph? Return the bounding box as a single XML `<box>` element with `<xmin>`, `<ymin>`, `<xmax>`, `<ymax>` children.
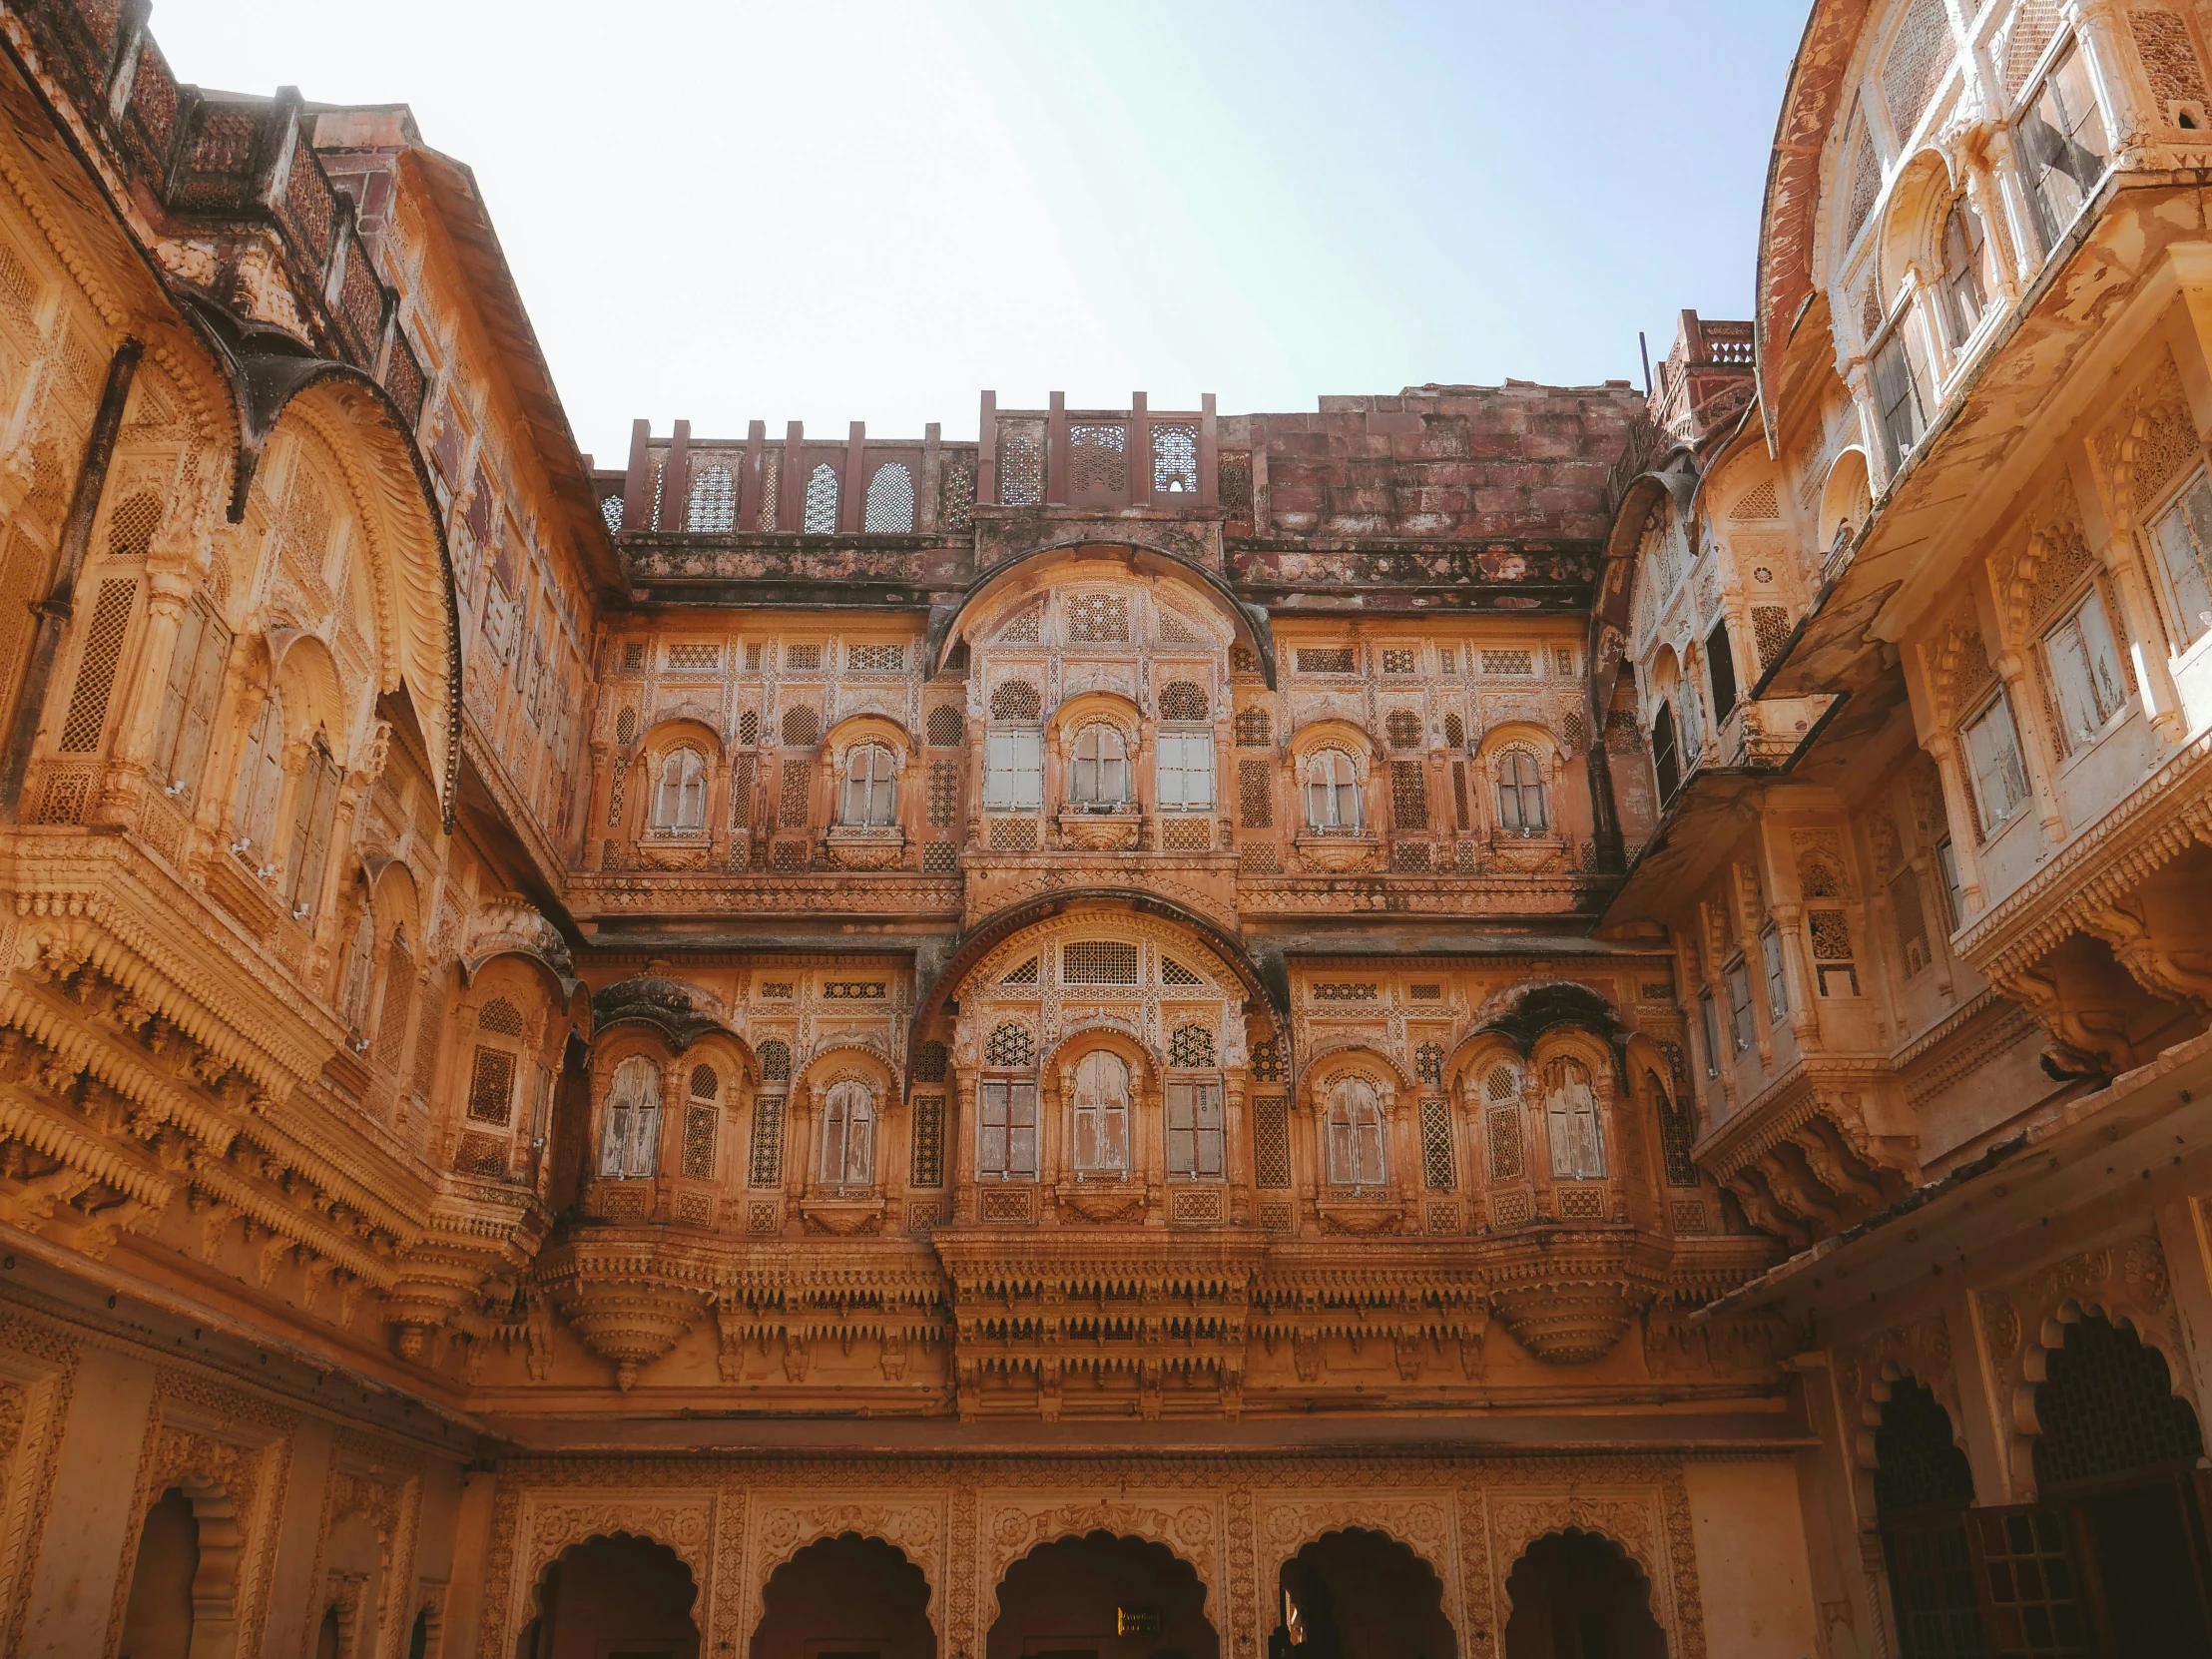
<box><xmin>988</xmin><ymin>1531</ymin><xmax>1215</xmax><ymax>1659</ymax></box>
<box><xmin>118</xmin><ymin>1487</ymin><xmax>198</xmax><ymax>1659</ymax></box>
<box><xmin>1871</xmin><ymin>1378</ymin><xmax>1982</xmax><ymax>1659</ymax></box>
<box><xmin>518</xmin><ymin>1532</ymin><xmax>700</xmax><ymax>1659</ymax></box>
<box><xmin>1274</xmin><ymin>1526</ymin><xmax>1455</xmax><ymax>1659</ymax></box>
<box><xmin>1501</xmin><ymin>1529</ymin><xmax>1664</xmax><ymax>1659</ymax></box>
<box><xmin>752</xmin><ymin>1533</ymin><xmax>934</xmax><ymax>1659</ymax></box>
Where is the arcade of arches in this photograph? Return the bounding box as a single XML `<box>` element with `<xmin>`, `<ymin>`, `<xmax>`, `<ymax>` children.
<box><xmin>14</xmin><ymin>2</ymin><xmax>2212</xmax><ymax>1659</ymax></box>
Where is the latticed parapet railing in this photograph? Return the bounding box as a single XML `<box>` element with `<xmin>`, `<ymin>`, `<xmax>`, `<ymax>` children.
<box><xmin>7</xmin><ymin>0</ymin><xmax>428</xmax><ymax>427</ymax></box>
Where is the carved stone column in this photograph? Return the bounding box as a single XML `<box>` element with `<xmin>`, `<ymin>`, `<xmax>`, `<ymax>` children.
<box><xmin>1923</xmin><ymin>731</ymin><xmax>1986</xmax><ymax>913</ymax></box>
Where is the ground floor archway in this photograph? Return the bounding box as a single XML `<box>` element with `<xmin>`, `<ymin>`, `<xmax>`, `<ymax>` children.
<box><xmin>1501</xmin><ymin>1529</ymin><xmax>1665</xmax><ymax>1659</ymax></box>
<box><xmin>987</xmin><ymin>1531</ymin><xmax>1216</xmax><ymax>1659</ymax></box>
<box><xmin>119</xmin><ymin>1486</ymin><xmax>199</xmax><ymax>1659</ymax></box>
<box><xmin>752</xmin><ymin>1532</ymin><xmax>935</xmax><ymax>1659</ymax></box>
<box><xmin>1273</xmin><ymin>1527</ymin><xmax>1455</xmax><ymax>1659</ymax></box>
<box><xmin>516</xmin><ymin>1532</ymin><xmax>700</xmax><ymax>1659</ymax></box>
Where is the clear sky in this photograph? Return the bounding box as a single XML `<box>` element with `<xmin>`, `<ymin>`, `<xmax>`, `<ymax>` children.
<box><xmin>150</xmin><ymin>1</ymin><xmax>1808</xmax><ymax>464</ymax></box>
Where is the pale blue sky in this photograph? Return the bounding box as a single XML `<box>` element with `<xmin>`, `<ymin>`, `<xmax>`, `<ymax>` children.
<box><xmin>152</xmin><ymin>2</ymin><xmax>1808</xmax><ymax>463</ymax></box>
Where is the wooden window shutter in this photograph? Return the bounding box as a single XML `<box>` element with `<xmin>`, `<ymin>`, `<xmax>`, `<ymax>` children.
<box><xmin>286</xmin><ymin>749</ymin><xmax>339</xmax><ymax>914</ymax></box>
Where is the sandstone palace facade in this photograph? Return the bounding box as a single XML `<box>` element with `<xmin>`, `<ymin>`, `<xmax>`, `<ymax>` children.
<box><xmin>0</xmin><ymin>0</ymin><xmax>2211</xmax><ymax>1656</ymax></box>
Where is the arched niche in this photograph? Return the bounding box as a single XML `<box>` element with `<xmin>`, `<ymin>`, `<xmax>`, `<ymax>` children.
<box><xmin>1876</xmin><ymin>146</ymin><xmax>1959</xmax><ymax>310</ymax></box>
<box><xmin>985</xmin><ymin>1528</ymin><xmax>1217</xmax><ymax>1659</ymax></box>
<box><xmin>1818</xmin><ymin>446</ymin><xmax>1874</xmax><ymax>556</ymax></box>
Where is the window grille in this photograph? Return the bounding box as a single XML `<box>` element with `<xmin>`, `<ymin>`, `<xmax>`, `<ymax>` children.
<box><xmin>909</xmin><ymin>1094</ymin><xmax>944</xmax><ymax>1188</ymax></box>
<box><xmin>1451</xmin><ymin>761</ymin><xmax>1470</xmax><ymax>831</ymax></box>
<box><xmin>1480</xmin><ymin>649</ymin><xmax>1533</xmax><ymax>676</ymax></box>
<box><xmin>990</xmin><ymin>680</ymin><xmax>1041</xmax><ymax>721</ymax></box>
<box><xmin>1238</xmin><ymin>760</ymin><xmax>1272</xmax><ymax>828</ymax></box>
<box><xmin>1067</xmin><ymin>593</ymin><xmax>1129</xmax><ymax>643</ymax></box>
<box><xmin>1419</xmin><ymin>1096</ymin><xmax>1455</xmax><ymax>1189</ymax></box>
<box><xmin>466</xmin><ymin>1047</ymin><xmax>515</xmax><ymax>1124</ymax></box>
<box><xmin>776</xmin><ymin>759</ymin><xmax>810</xmax><ymax>829</ymax></box>
<box><xmin>781</xmin><ymin>706</ymin><xmax>821</xmax><ymax>747</ymax></box>
<box><xmin>107</xmin><ymin>492</ymin><xmax>160</xmax><ymax>558</ymax></box>
<box><xmin>758</xmin><ymin>981</ymin><xmax>795</xmax><ymax>1000</ymax></box>
<box><xmin>1415</xmin><ymin>1042</ymin><xmax>1443</xmax><ymax>1085</ymax></box>
<box><xmin>984</xmin><ymin>1023</ymin><xmax>1033</xmax><ymax>1068</ymax></box>
<box><xmin>738</xmin><ymin>710</ymin><xmax>760</xmax><ymax>747</ymax></box>
<box><xmin>1161</xmin><ymin>957</ymin><xmax>1203</xmax><ymax>986</ymax></box>
<box><xmin>1062</xmin><ymin>941</ymin><xmax>1139</xmax><ymax>985</ymax></box>
<box><xmin>1152</xmin><ymin>423</ymin><xmax>1199</xmax><ymax>494</ymax></box>
<box><xmin>927</xmin><ymin>761</ymin><xmax>957</xmax><ymax>827</ymax></box>
<box><xmin>1161</xmin><ymin>818</ymin><xmax>1209</xmax><ymax>851</ymax></box>
<box><xmin>748</xmin><ymin>1096</ymin><xmax>784</xmax><ymax>1186</ymax></box>
<box><xmin>1296</xmin><ymin>647</ymin><xmax>1356</xmax><ymax>675</ymax></box>
<box><xmin>2032</xmin><ymin>1312</ymin><xmax>2206</xmax><ymax>1489</ymax></box>
<box><xmin>479</xmin><ymin>997</ymin><xmax>523</xmax><ymax>1036</ymax></box>
<box><xmin>1068</xmin><ymin>423</ymin><xmax>1128</xmax><ymax>493</ymax></box>
<box><xmin>1240</xmin><ymin>842</ymin><xmax>1279</xmax><ymax>873</ymax></box>
<box><xmin>686</xmin><ymin>465</ymin><xmax>736</xmax><ymax>532</ymax></box>
<box><xmin>862</xmin><ymin>462</ymin><xmax>915</xmax><ymax>533</ymax></box>
<box><xmin>1382</xmin><ymin>648</ymin><xmax>1416</xmax><ymax>675</ymax></box>
<box><xmin>783</xmin><ymin>643</ymin><xmax>823</xmax><ymax>673</ymax></box>
<box><xmin>914</xmin><ymin>1040</ymin><xmax>948</xmax><ymax>1083</ymax></box>
<box><xmin>925</xmin><ymin>706</ymin><xmax>964</xmax><ymax>747</ymax></box>
<box><xmin>1158</xmin><ymin>610</ymin><xmax>1202</xmax><ymax>645</ymax></box>
<box><xmin>1442</xmin><ymin>713</ymin><xmax>1463</xmax><ymax>748</ymax></box>
<box><xmin>803</xmin><ymin>463</ymin><xmax>839</xmax><ymax>533</ymax></box>
<box><xmin>1159</xmin><ymin>680</ymin><xmax>1207</xmax><ymax>722</ymax></box>
<box><xmin>1169</xmin><ymin>1024</ymin><xmax>1216</xmax><ymax>1068</ymax></box>
<box><xmin>987</xmin><ymin>817</ymin><xmax>1038</xmax><ymax>851</ymax></box>
<box><xmin>1809</xmin><ymin>909</ymin><xmax>1860</xmax><ymax>996</ymax></box>
<box><xmin>1252</xmin><ymin>1096</ymin><xmax>1291</xmax><ymax>1187</ymax></box>
<box><xmin>1880</xmin><ymin>0</ymin><xmax>1952</xmax><ymax>139</ymax></box>
<box><xmin>848</xmin><ymin>642</ymin><xmax>903</xmax><ymax>674</ymax></box>
<box><xmin>58</xmin><ymin>578</ymin><xmax>135</xmax><ymax>752</ymax></box>
<box><xmin>1484</xmin><ymin>1064</ymin><xmax>1518</xmax><ymax>1102</ymax></box>
<box><xmin>454</xmin><ymin>1132</ymin><xmax>507</xmax><ymax>1180</ymax></box>
<box><xmin>667</xmin><ymin>642</ymin><xmax>718</xmax><ymax>671</ymax></box>
<box><xmin>1390</xmin><ymin>761</ymin><xmax>1428</xmax><ymax>830</ymax></box>
<box><xmin>1233</xmin><ymin>708</ymin><xmax>1270</xmax><ymax>747</ymax></box>
<box><xmin>758</xmin><ymin>1039</ymin><xmax>791</xmax><ymax>1081</ymax></box>
<box><xmin>1384</xmin><ymin>711</ymin><xmax>1420</xmax><ymax>750</ymax></box>
<box><xmin>1000</xmin><ymin>956</ymin><xmax>1039</xmax><ymax>985</ymax></box>
<box><xmin>690</xmin><ymin>1064</ymin><xmax>719</xmax><ymax>1100</ymax></box>
<box><xmin>620</xmin><ymin>642</ymin><xmax>645</xmax><ymax>672</ymax></box>
<box><xmin>822</xmin><ymin>981</ymin><xmax>885</xmax><ymax>999</ymax></box>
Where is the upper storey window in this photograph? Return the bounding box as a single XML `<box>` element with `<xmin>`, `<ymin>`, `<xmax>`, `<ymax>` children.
<box><xmin>599</xmin><ymin>1055</ymin><xmax>662</xmax><ymax>1179</ymax></box>
<box><xmin>652</xmin><ymin>747</ymin><xmax>708</xmax><ymax>833</ymax></box>
<box><xmin>1495</xmin><ymin>751</ymin><xmax>1548</xmax><ymax>834</ymax></box>
<box><xmin>817</xmin><ymin>1080</ymin><xmax>875</xmax><ymax>1190</ymax></box>
<box><xmin>1070</xmin><ymin>1050</ymin><xmax>1131</xmax><ymax>1178</ymax></box>
<box><xmin>1872</xmin><ymin>333</ymin><xmax>1927</xmax><ymax>476</ymax></box>
<box><xmin>1156</xmin><ymin>684</ymin><xmax>1215</xmax><ymax>814</ymax></box>
<box><xmin>2151</xmin><ymin>473</ymin><xmax>2212</xmax><ymax>646</ymax></box>
<box><xmin>1543</xmin><ymin>1058</ymin><xmax>1606</xmax><ymax>1181</ymax></box>
<box><xmin>1305</xmin><ymin>751</ymin><xmax>1361</xmax><ymax>832</ymax></box>
<box><xmin>2021</xmin><ymin>43</ymin><xmax>2111</xmax><ymax>252</ymax></box>
<box><xmin>1651</xmin><ymin>704</ymin><xmax>1682</xmax><ymax>804</ymax></box>
<box><xmin>840</xmin><ymin>743</ymin><xmax>896</xmax><ymax>827</ymax></box>
<box><xmin>985</xmin><ymin>681</ymin><xmax>1044</xmax><ymax>811</ymax></box>
<box><xmin>2044</xmin><ymin>589</ymin><xmax>2127</xmax><ymax>751</ymax></box>
<box><xmin>1069</xmin><ymin>725</ymin><xmax>1129</xmax><ymax>809</ymax></box>
<box><xmin>1324</xmin><ymin>1075</ymin><xmax>1386</xmax><ymax>1191</ymax></box>
<box><xmin>1936</xmin><ymin>201</ymin><xmax>1988</xmax><ymax>348</ymax></box>
<box><xmin>1966</xmin><ymin>693</ymin><xmax>2031</xmax><ymax>830</ymax></box>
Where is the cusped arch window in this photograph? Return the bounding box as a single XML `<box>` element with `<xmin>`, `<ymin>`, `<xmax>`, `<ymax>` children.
<box><xmin>598</xmin><ymin>1054</ymin><xmax>663</xmax><ymax>1179</ymax></box>
<box><xmin>840</xmin><ymin>742</ymin><xmax>897</xmax><ymax>827</ymax></box>
<box><xmin>1936</xmin><ymin>199</ymin><xmax>1986</xmax><ymax>347</ymax></box>
<box><xmin>1304</xmin><ymin>750</ymin><xmax>1362</xmax><ymax>832</ymax></box>
<box><xmin>817</xmin><ymin>1078</ymin><xmax>875</xmax><ymax>1189</ymax></box>
<box><xmin>1494</xmin><ymin>749</ymin><xmax>1548</xmax><ymax>834</ymax></box>
<box><xmin>1068</xmin><ymin>724</ymin><xmax>1129</xmax><ymax>809</ymax></box>
<box><xmin>651</xmin><ymin>746</ymin><xmax>709</xmax><ymax>833</ymax></box>
<box><xmin>1070</xmin><ymin>1050</ymin><xmax>1131</xmax><ymax>1178</ymax></box>
<box><xmin>1324</xmin><ymin>1074</ymin><xmax>1386</xmax><ymax>1190</ymax></box>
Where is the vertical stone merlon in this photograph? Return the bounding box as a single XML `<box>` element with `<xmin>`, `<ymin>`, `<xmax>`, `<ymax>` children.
<box><xmin>739</xmin><ymin>420</ymin><xmax>766</xmax><ymax>531</ymax></box>
<box><xmin>1046</xmin><ymin>390</ymin><xmax>1068</xmax><ymax>506</ymax></box>
<box><xmin>1131</xmin><ymin>392</ymin><xmax>1153</xmax><ymax>508</ymax></box>
<box><xmin>1199</xmin><ymin>393</ymin><xmax>1219</xmax><ymax>509</ymax></box>
<box><xmin>780</xmin><ymin>422</ymin><xmax>805</xmax><ymax>532</ymax></box>
<box><xmin>840</xmin><ymin>421</ymin><xmax>866</xmax><ymax>533</ymax></box>
<box><xmin>620</xmin><ymin>419</ymin><xmax>652</xmax><ymax>532</ymax></box>
<box><xmin>978</xmin><ymin>392</ymin><xmax>998</xmax><ymax>507</ymax></box>
<box><xmin>1250</xmin><ymin>421</ymin><xmax>1271</xmax><ymax>533</ymax></box>
<box><xmin>660</xmin><ymin>419</ymin><xmax>691</xmax><ymax>532</ymax></box>
<box><xmin>920</xmin><ymin>422</ymin><xmax>941</xmax><ymax>532</ymax></box>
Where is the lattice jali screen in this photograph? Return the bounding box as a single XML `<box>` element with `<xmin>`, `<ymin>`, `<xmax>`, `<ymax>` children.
<box><xmin>909</xmin><ymin>1094</ymin><xmax>944</xmax><ymax>1187</ymax></box>
<box><xmin>1062</xmin><ymin>941</ymin><xmax>1140</xmax><ymax>984</ymax></box>
<box><xmin>1296</xmin><ymin>647</ymin><xmax>1356</xmax><ymax>675</ymax></box>
<box><xmin>985</xmin><ymin>1023</ymin><xmax>1034</xmax><ymax>1068</ymax></box>
<box><xmin>1159</xmin><ymin>681</ymin><xmax>1207</xmax><ymax>721</ymax></box>
<box><xmin>1390</xmin><ymin>762</ymin><xmax>1428</xmax><ymax>829</ymax></box>
<box><xmin>1753</xmin><ymin>605</ymin><xmax>1792</xmax><ymax>670</ymax></box>
<box><xmin>1557</xmin><ymin>1185</ymin><xmax>1606</xmax><ymax>1221</ymax></box>
<box><xmin>686</xmin><ymin>465</ymin><xmax>737</xmax><ymax>532</ymax></box>
<box><xmin>454</xmin><ymin>1131</ymin><xmax>507</xmax><ymax>1180</ymax></box>
<box><xmin>1480</xmin><ymin>649</ymin><xmax>1533</xmax><ymax>676</ymax></box>
<box><xmin>748</xmin><ymin>1098</ymin><xmax>785</xmax><ymax>1187</ymax></box>
<box><xmin>914</xmin><ymin>1041</ymin><xmax>949</xmax><ymax>1084</ymax></box>
<box><xmin>1233</xmin><ymin>708</ymin><xmax>1270</xmax><ymax>747</ymax></box>
<box><xmin>1000</xmin><ymin>957</ymin><xmax>1039</xmax><ymax>985</ymax></box>
<box><xmin>998</xmin><ymin>427</ymin><xmax>1044</xmax><ymax>506</ymax></box>
<box><xmin>780</xmin><ymin>759</ymin><xmax>811</xmax><ymax>827</ymax></box>
<box><xmin>1160</xmin><ymin>958</ymin><xmax>1203</xmax><ymax>986</ymax></box>
<box><xmin>927</xmin><ymin>762</ymin><xmax>957</xmax><ymax>827</ymax></box>
<box><xmin>1171</xmin><ymin>1187</ymin><xmax>1224</xmax><ymax>1224</ymax></box>
<box><xmin>107</xmin><ymin>492</ymin><xmax>161</xmax><ymax>558</ymax></box>
<box><xmin>1168</xmin><ymin>1025</ymin><xmax>1217</xmax><ymax>1067</ymax></box>
<box><xmin>1415</xmin><ymin>1042</ymin><xmax>1443</xmax><ymax>1085</ymax></box>
<box><xmin>940</xmin><ymin>456</ymin><xmax>975</xmax><ymax>530</ymax></box>
<box><xmin>682</xmin><ymin>1105</ymin><xmax>718</xmax><ymax>1179</ymax></box>
<box><xmin>1248</xmin><ymin>1038</ymin><xmax>1284</xmax><ymax>1081</ymax></box>
<box><xmin>803</xmin><ymin>463</ymin><xmax>839</xmax><ymax>533</ymax></box>
<box><xmin>863</xmin><ymin>462</ymin><xmax>915</xmax><ymax>533</ymax></box>
<box><xmin>848</xmin><ymin>643</ymin><xmax>904</xmax><ymax>673</ymax></box>
<box><xmin>1442</xmin><ymin>713</ymin><xmax>1464</xmax><ymax>748</ymax></box>
<box><xmin>1385</xmin><ymin>711</ymin><xmax>1420</xmax><ymax>749</ymax></box>
<box><xmin>1487</xmin><ymin>1106</ymin><xmax>1524</xmax><ymax>1180</ymax></box>
<box><xmin>1160</xmin><ymin>818</ymin><xmax>1209</xmax><ymax>852</ymax></box>
<box><xmin>924</xmin><ymin>840</ymin><xmax>959</xmax><ymax>873</ymax></box>
<box><xmin>991</xmin><ymin>680</ymin><xmax>1041</xmax><ymax>721</ymax></box>
<box><xmin>2032</xmin><ymin>1312</ymin><xmax>2206</xmax><ymax>1488</ymax></box>
<box><xmin>1239</xmin><ymin>843</ymin><xmax>1279</xmax><ymax>873</ymax></box>
<box><xmin>1068</xmin><ymin>423</ymin><xmax>1128</xmax><ymax>493</ymax></box>
<box><xmin>758</xmin><ymin>1039</ymin><xmax>792</xmax><ymax>1081</ymax></box>
<box><xmin>667</xmin><ymin>642</ymin><xmax>719</xmax><ymax>671</ymax></box>
<box><xmin>1252</xmin><ymin>1096</ymin><xmax>1291</xmax><ymax>1188</ymax></box>
<box><xmin>988</xmin><ymin>818</ymin><xmax>1037</xmax><ymax>852</ymax></box>
<box><xmin>59</xmin><ymin>577</ymin><xmax>136</xmax><ymax>752</ymax></box>
<box><xmin>466</xmin><ymin>1047</ymin><xmax>515</xmax><ymax>1124</ymax></box>
<box><xmin>1382</xmin><ymin>648</ymin><xmax>1417</xmax><ymax>675</ymax></box>
<box><xmin>1420</xmin><ymin>1096</ymin><xmax>1456</xmax><ymax>1190</ymax></box>
<box><xmin>1067</xmin><ymin>593</ymin><xmax>1129</xmax><ymax>643</ymax></box>
<box><xmin>926</xmin><ymin>706</ymin><xmax>964</xmax><ymax>747</ymax></box>
<box><xmin>782</xmin><ymin>705</ymin><xmax>821</xmax><ymax>745</ymax></box>
<box><xmin>1392</xmin><ymin>841</ymin><xmax>1432</xmax><ymax>872</ymax></box>
<box><xmin>785</xmin><ymin>642</ymin><xmax>823</xmax><ymax>672</ymax></box>
<box><xmin>1153</xmin><ymin>423</ymin><xmax>1199</xmax><ymax>494</ymax></box>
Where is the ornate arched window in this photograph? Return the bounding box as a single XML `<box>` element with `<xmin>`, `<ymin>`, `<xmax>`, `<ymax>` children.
<box><xmin>651</xmin><ymin>747</ymin><xmax>708</xmax><ymax>833</ymax></box>
<box><xmin>1156</xmin><ymin>688</ymin><xmax>1214</xmax><ymax>812</ymax></box>
<box><xmin>1651</xmin><ymin>704</ymin><xmax>1681</xmax><ymax>802</ymax></box>
<box><xmin>803</xmin><ymin>463</ymin><xmax>840</xmax><ymax>533</ymax></box>
<box><xmin>817</xmin><ymin>1079</ymin><xmax>874</xmax><ymax>1189</ymax></box>
<box><xmin>282</xmin><ymin>737</ymin><xmax>340</xmax><ymax>920</ymax></box>
<box><xmin>862</xmin><ymin>462</ymin><xmax>915</xmax><ymax>532</ymax></box>
<box><xmin>985</xmin><ymin>682</ymin><xmax>1044</xmax><ymax>810</ymax></box>
<box><xmin>1305</xmin><ymin>750</ymin><xmax>1361</xmax><ymax>832</ymax></box>
<box><xmin>233</xmin><ymin>690</ymin><xmax>286</xmax><ymax>860</ymax></box>
<box><xmin>1325</xmin><ymin>1075</ymin><xmax>1386</xmax><ymax>1189</ymax></box>
<box><xmin>840</xmin><ymin>743</ymin><xmax>896</xmax><ymax>826</ymax></box>
<box><xmin>1068</xmin><ymin>725</ymin><xmax>1129</xmax><ymax>808</ymax></box>
<box><xmin>1166</xmin><ymin>1026</ymin><xmax>1223</xmax><ymax>1182</ymax></box>
<box><xmin>599</xmin><ymin>1055</ymin><xmax>662</xmax><ymax>1179</ymax></box>
<box><xmin>1937</xmin><ymin>200</ymin><xmax>1986</xmax><ymax>347</ymax></box>
<box><xmin>1495</xmin><ymin>749</ymin><xmax>1548</xmax><ymax>833</ymax></box>
<box><xmin>337</xmin><ymin>903</ymin><xmax>376</xmax><ymax>1034</ymax></box>
<box><xmin>1070</xmin><ymin>1050</ymin><xmax>1130</xmax><ymax>1177</ymax></box>
<box><xmin>1543</xmin><ymin>1057</ymin><xmax>1605</xmax><ymax>1179</ymax></box>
